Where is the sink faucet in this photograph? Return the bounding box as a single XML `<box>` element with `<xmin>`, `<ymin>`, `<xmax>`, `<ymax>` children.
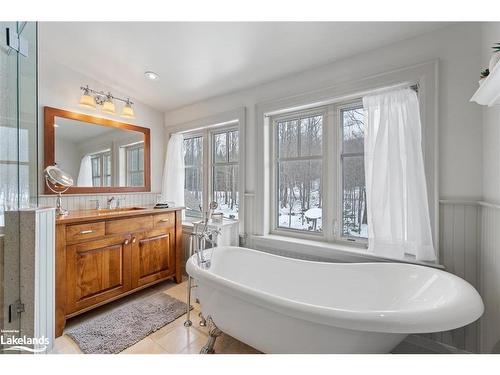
<box><xmin>89</xmin><ymin>199</ymin><xmax>101</xmax><ymax>210</ymax></box>
<box><xmin>107</xmin><ymin>196</ymin><xmax>115</xmax><ymax>209</ymax></box>
<box><xmin>116</xmin><ymin>197</ymin><xmax>125</xmax><ymax>209</ymax></box>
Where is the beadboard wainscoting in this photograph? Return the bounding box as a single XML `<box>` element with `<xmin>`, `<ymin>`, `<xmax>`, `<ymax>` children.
<box><xmin>423</xmin><ymin>200</ymin><xmax>481</xmax><ymax>353</ymax></box>
<box><xmin>0</xmin><ymin>234</ymin><xmax>3</xmax><ymax>331</ymax></box>
<box><xmin>427</xmin><ymin>200</ymin><xmax>500</xmax><ymax>354</ymax></box>
<box><xmin>32</xmin><ymin>208</ymin><xmax>56</xmax><ymax>353</ymax></box>
<box><xmin>478</xmin><ymin>202</ymin><xmax>500</xmax><ymax>353</ymax></box>
<box><xmin>39</xmin><ymin>192</ymin><xmax>159</xmax><ymax>211</ymax></box>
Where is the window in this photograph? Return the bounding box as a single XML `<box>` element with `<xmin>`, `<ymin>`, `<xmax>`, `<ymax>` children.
<box><xmin>212</xmin><ymin>129</ymin><xmax>239</xmax><ymax>219</ymax></box>
<box><xmin>125</xmin><ymin>142</ymin><xmax>144</xmax><ymax>186</ymax></box>
<box><xmin>183</xmin><ymin>125</ymin><xmax>240</xmax><ymax>219</ymax></box>
<box><xmin>271</xmin><ymin>101</ymin><xmax>366</xmax><ymax>242</ymax></box>
<box><xmin>90</xmin><ymin>150</ymin><xmax>111</xmax><ymax>187</ymax></box>
<box><xmin>341</xmin><ymin>105</ymin><xmax>367</xmax><ymax>239</ymax></box>
<box><xmin>275</xmin><ymin>113</ymin><xmax>323</xmax><ymax>232</ymax></box>
<box><xmin>184</xmin><ymin>135</ymin><xmax>204</xmax><ymax>217</ymax></box>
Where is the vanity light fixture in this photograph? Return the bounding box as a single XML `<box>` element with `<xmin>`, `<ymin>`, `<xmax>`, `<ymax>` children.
<box><xmin>144</xmin><ymin>71</ymin><xmax>159</xmax><ymax>81</ymax></box>
<box><xmin>79</xmin><ymin>85</ymin><xmax>97</xmax><ymax>109</ymax></box>
<box><xmin>121</xmin><ymin>99</ymin><xmax>135</xmax><ymax>118</ymax></box>
<box><xmin>102</xmin><ymin>93</ymin><xmax>116</xmax><ymax>114</ymax></box>
<box><xmin>79</xmin><ymin>85</ymin><xmax>135</xmax><ymax>119</ymax></box>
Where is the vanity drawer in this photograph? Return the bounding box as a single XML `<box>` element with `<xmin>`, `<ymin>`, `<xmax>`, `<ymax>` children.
<box><xmin>154</xmin><ymin>212</ymin><xmax>175</xmax><ymax>228</ymax></box>
<box><xmin>66</xmin><ymin>222</ymin><xmax>105</xmax><ymax>242</ymax></box>
<box><xmin>106</xmin><ymin>215</ymin><xmax>154</xmax><ymax>235</ymax></box>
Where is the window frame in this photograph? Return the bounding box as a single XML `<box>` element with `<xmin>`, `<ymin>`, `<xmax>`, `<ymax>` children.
<box><xmin>209</xmin><ymin>125</ymin><xmax>240</xmax><ymax>219</ymax></box>
<box><xmin>270</xmin><ymin>106</ymin><xmax>329</xmax><ymax>240</ymax></box>
<box><xmin>182</xmin><ymin>123</ymin><xmax>240</xmax><ymax>219</ymax></box>
<box><xmin>90</xmin><ymin>149</ymin><xmax>112</xmax><ymax>187</ymax></box>
<box><xmin>124</xmin><ymin>142</ymin><xmax>145</xmax><ymax>187</ymax></box>
<box><xmin>256</xmin><ymin>63</ymin><xmax>437</xmax><ymax>261</ymax></box>
<box><xmin>269</xmin><ymin>100</ymin><xmax>367</xmax><ymax>246</ymax></box>
<box><xmin>183</xmin><ymin>131</ymin><xmax>207</xmax><ymax>218</ymax></box>
<box><xmin>336</xmin><ymin>100</ymin><xmax>368</xmax><ymax>244</ymax></box>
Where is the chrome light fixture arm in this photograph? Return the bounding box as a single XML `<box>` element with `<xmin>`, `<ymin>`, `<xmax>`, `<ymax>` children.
<box><xmin>80</xmin><ymin>85</ymin><xmax>133</xmax><ymax>106</ymax></box>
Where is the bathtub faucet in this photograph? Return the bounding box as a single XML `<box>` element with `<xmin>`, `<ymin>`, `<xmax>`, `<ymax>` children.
<box><xmin>191</xmin><ymin>201</ymin><xmax>221</xmax><ymax>267</ymax></box>
<box><xmin>184</xmin><ymin>204</ymin><xmax>221</xmax><ymax>328</ymax></box>
<box><xmin>189</xmin><ymin>226</ymin><xmax>221</xmax><ymax>268</ymax></box>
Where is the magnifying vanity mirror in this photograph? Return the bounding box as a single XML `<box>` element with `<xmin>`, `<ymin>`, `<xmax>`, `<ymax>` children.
<box><xmin>44</xmin><ymin>164</ymin><xmax>74</xmax><ymax>215</ymax></box>
<box><xmin>44</xmin><ymin>106</ymin><xmax>151</xmax><ymax>194</ymax></box>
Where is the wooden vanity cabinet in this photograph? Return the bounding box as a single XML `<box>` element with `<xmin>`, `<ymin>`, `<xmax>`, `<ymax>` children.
<box><xmin>55</xmin><ymin>208</ymin><xmax>183</xmax><ymax>337</ymax></box>
<box><xmin>131</xmin><ymin>226</ymin><xmax>176</xmax><ymax>288</ymax></box>
<box><xmin>66</xmin><ymin>234</ymin><xmax>132</xmax><ymax>315</ymax></box>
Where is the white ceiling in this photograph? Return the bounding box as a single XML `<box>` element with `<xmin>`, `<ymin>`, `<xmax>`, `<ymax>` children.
<box><xmin>54</xmin><ymin>118</ymin><xmax>118</xmax><ymax>142</ymax></box>
<box><xmin>39</xmin><ymin>22</ymin><xmax>450</xmax><ymax>112</ymax></box>
<box><xmin>54</xmin><ymin>117</ymin><xmax>136</xmax><ymax>143</ymax></box>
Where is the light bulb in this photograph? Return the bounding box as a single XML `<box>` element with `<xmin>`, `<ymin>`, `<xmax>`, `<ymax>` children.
<box><xmin>121</xmin><ymin>100</ymin><xmax>135</xmax><ymax>118</ymax></box>
<box><xmin>144</xmin><ymin>71</ymin><xmax>159</xmax><ymax>81</ymax></box>
<box><xmin>79</xmin><ymin>89</ymin><xmax>96</xmax><ymax>109</ymax></box>
<box><xmin>102</xmin><ymin>95</ymin><xmax>116</xmax><ymax>114</ymax></box>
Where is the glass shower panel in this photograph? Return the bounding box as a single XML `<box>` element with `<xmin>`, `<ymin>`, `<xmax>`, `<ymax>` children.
<box><xmin>18</xmin><ymin>22</ymin><xmax>38</xmax><ymax>208</ymax></box>
<box><xmin>0</xmin><ymin>22</ymin><xmax>19</xmax><ymax>226</ymax></box>
<box><xmin>0</xmin><ymin>21</ymin><xmax>38</xmax><ymax>351</ymax></box>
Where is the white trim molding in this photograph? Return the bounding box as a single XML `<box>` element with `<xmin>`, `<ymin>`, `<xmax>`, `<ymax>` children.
<box><xmin>254</xmin><ymin>60</ymin><xmax>439</xmax><ymax>254</ymax></box>
<box><xmin>165</xmin><ymin>107</ymin><xmax>246</xmax><ymax>234</ymax></box>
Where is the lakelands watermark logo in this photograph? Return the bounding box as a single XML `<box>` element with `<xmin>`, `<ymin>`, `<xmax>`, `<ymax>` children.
<box><xmin>1</xmin><ymin>329</ymin><xmax>49</xmax><ymax>353</ymax></box>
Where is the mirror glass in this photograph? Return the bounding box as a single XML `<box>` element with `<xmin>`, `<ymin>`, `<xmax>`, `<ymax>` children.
<box><xmin>54</xmin><ymin>117</ymin><xmax>145</xmax><ymax>187</ymax></box>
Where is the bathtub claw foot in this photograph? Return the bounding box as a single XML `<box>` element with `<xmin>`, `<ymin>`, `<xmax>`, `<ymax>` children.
<box><xmin>199</xmin><ymin>312</ymin><xmax>207</xmax><ymax>327</ymax></box>
<box><xmin>200</xmin><ymin>316</ymin><xmax>222</xmax><ymax>354</ymax></box>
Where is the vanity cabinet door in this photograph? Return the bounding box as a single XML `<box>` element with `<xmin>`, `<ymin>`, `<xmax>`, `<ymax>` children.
<box><xmin>66</xmin><ymin>235</ymin><xmax>132</xmax><ymax>314</ymax></box>
<box><xmin>131</xmin><ymin>227</ymin><xmax>176</xmax><ymax>288</ymax></box>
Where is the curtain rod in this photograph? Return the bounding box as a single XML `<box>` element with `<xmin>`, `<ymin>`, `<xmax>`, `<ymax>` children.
<box><xmin>264</xmin><ymin>82</ymin><xmax>420</xmax><ymax>118</ymax></box>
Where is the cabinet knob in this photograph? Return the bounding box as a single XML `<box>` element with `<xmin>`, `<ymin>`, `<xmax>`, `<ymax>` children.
<box><xmin>132</xmin><ymin>237</ymin><xmax>136</xmax><ymax>244</ymax></box>
<box><xmin>124</xmin><ymin>238</ymin><xmax>130</xmax><ymax>245</ymax></box>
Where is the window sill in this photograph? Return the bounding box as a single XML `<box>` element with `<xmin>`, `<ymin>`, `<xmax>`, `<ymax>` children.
<box><xmin>250</xmin><ymin>234</ymin><xmax>444</xmax><ymax>269</ymax></box>
<box><xmin>182</xmin><ymin>217</ymin><xmax>239</xmax><ymax>231</ymax></box>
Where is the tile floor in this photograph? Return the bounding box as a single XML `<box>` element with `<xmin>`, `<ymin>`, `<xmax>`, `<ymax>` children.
<box><xmin>52</xmin><ymin>278</ymin><xmax>260</xmax><ymax>354</ymax></box>
<box><xmin>52</xmin><ymin>278</ymin><xmax>432</xmax><ymax>355</ymax></box>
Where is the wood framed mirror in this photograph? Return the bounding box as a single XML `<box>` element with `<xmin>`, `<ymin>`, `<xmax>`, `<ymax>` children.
<box><xmin>44</xmin><ymin>106</ymin><xmax>151</xmax><ymax>194</ymax></box>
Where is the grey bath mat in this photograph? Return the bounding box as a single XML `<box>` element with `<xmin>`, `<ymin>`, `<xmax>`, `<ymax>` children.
<box><xmin>66</xmin><ymin>293</ymin><xmax>189</xmax><ymax>354</ymax></box>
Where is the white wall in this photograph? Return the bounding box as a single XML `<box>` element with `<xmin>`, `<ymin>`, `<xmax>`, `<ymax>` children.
<box><xmin>482</xmin><ymin>23</ymin><xmax>500</xmax><ymax>204</ymax></box>
<box><xmin>38</xmin><ymin>29</ymin><xmax>166</xmax><ymax>193</ymax></box>
<box><xmin>54</xmin><ymin>137</ymin><xmax>80</xmax><ymax>180</ymax></box>
<box><xmin>478</xmin><ymin>22</ymin><xmax>500</xmax><ymax>354</ymax></box>
<box><xmin>165</xmin><ymin>23</ymin><xmax>483</xmax><ymax>221</ymax></box>
<box><xmin>164</xmin><ymin>23</ymin><xmax>486</xmax><ymax>352</ymax></box>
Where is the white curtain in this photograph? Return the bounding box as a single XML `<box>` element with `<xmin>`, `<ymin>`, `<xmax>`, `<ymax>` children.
<box><xmin>76</xmin><ymin>155</ymin><xmax>93</xmax><ymax>187</ymax></box>
<box><xmin>363</xmin><ymin>88</ymin><xmax>436</xmax><ymax>261</ymax></box>
<box><xmin>161</xmin><ymin>133</ymin><xmax>185</xmax><ymax>207</ymax></box>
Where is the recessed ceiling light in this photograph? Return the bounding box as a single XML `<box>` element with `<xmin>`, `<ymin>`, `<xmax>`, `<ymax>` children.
<box><xmin>144</xmin><ymin>71</ymin><xmax>159</xmax><ymax>81</ymax></box>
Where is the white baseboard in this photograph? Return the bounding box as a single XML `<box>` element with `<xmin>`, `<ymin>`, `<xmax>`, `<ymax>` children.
<box><xmin>402</xmin><ymin>335</ymin><xmax>471</xmax><ymax>354</ymax></box>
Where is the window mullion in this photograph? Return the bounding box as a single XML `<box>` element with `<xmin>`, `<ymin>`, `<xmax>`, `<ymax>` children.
<box><xmin>204</xmin><ymin>129</ymin><xmax>210</xmax><ymax>214</ymax></box>
<box><xmin>322</xmin><ymin>105</ymin><xmax>334</xmax><ymax>242</ymax></box>
<box><xmin>332</xmin><ymin>104</ymin><xmax>341</xmax><ymax>242</ymax></box>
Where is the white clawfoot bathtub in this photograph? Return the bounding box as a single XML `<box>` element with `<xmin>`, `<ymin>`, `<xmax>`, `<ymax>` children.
<box><xmin>187</xmin><ymin>246</ymin><xmax>484</xmax><ymax>354</ymax></box>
